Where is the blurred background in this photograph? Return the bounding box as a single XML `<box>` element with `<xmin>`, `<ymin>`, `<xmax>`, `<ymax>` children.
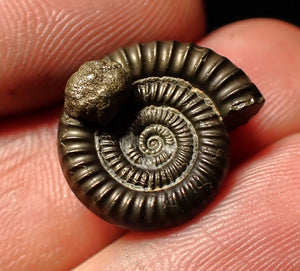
<box><xmin>204</xmin><ymin>0</ymin><xmax>300</xmax><ymax>32</ymax></box>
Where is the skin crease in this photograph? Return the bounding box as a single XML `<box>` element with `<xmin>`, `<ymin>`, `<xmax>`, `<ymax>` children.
<box><xmin>0</xmin><ymin>1</ymin><xmax>299</xmax><ymax>270</ymax></box>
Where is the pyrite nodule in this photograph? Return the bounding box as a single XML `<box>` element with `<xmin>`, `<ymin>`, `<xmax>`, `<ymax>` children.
<box><xmin>58</xmin><ymin>41</ymin><xmax>265</xmax><ymax>231</ymax></box>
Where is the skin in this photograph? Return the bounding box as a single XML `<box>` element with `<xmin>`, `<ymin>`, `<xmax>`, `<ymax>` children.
<box><xmin>0</xmin><ymin>0</ymin><xmax>299</xmax><ymax>270</ymax></box>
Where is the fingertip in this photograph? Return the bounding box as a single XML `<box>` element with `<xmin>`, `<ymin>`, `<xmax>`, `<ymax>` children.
<box><xmin>72</xmin><ymin>133</ymin><xmax>300</xmax><ymax>271</ymax></box>
<box><xmin>198</xmin><ymin>18</ymin><xmax>300</xmax><ymax>162</ymax></box>
<box><xmin>0</xmin><ymin>108</ymin><xmax>127</xmax><ymax>270</ymax></box>
<box><xmin>0</xmin><ymin>0</ymin><xmax>205</xmax><ymax>116</ymax></box>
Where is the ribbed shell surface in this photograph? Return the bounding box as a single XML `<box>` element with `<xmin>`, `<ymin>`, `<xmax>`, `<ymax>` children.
<box><xmin>102</xmin><ymin>41</ymin><xmax>264</xmax><ymax>130</ymax></box>
<box><xmin>58</xmin><ymin>41</ymin><xmax>264</xmax><ymax>231</ymax></box>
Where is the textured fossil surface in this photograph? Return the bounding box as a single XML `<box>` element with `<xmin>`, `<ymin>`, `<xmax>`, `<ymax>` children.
<box><xmin>64</xmin><ymin>60</ymin><xmax>130</xmax><ymax>125</ymax></box>
<box><xmin>58</xmin><ymin>41</ymin><xmax>264</xmax><ymax>231</ymax></box>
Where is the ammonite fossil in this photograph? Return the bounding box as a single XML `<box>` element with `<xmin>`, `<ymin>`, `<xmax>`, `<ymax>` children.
<box><xmin>57</xmin><ymin>41</ymin><xmax>264</xmax><ymax>231</ymax></box>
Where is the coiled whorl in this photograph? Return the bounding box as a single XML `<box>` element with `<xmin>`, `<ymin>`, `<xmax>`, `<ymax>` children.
<box><xmin>58</xmin><ymin>41</ymin><xmax>264</xmax><ymax>231</ymax></box>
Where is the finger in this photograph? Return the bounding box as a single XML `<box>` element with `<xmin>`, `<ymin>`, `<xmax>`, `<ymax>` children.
<box><xmin>200</xmin><ymin>19</ymin><xmax>300</xmax><ymax>163</ymax></box>
<box><xmin>0</xmin><ymin>0</ymin><xmax>205</xmax><ymax>116</ymax></box>
<box><xmin>71</xmin><ymin>18</ymin><xmax>300</xmax><ymax>270</ymax></box>
<box><xmin>0</xmin><ymin>109</ymin><xmax>127</xmax><ymax>270</ymax></box>
<box><xmin>73</xmin><ymin>133</ymin><xmax>300</xmax><ymax>271</ymax></box>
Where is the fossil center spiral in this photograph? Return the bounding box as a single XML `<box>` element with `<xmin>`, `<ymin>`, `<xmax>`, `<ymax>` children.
<box><xmin>138</xmin><ymin>124</ymin><xmax>174</xmax><ymax>155</ymax></box>
<box><xmin>96</xmin><ymin>103</ymin><xmax>199</xmax><ymax>191</ymax></box>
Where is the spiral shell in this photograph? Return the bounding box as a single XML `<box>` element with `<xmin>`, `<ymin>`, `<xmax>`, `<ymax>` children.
<box><xmin>58</xmin><ymin>41</ymin><xmax>264</xmax><ymax>231</ymax></box>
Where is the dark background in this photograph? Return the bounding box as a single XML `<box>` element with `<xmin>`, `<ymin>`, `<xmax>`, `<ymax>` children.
<box><xmin>204</xmin><ymin>0</ymin><xmax>300</xmax><ymax>32</ymax></box>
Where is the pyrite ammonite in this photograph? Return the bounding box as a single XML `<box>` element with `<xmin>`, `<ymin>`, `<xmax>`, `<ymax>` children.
<box><xmin>57</xmin><ymin>41</ymin><xmax>265</xmax><ymax>231</ymax></box>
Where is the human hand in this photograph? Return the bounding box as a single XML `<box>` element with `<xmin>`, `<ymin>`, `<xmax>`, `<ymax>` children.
<box><xmin>0</xmin><ymin>0</ymin><xmax>299</xmax><ymax>270</ymax></box>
